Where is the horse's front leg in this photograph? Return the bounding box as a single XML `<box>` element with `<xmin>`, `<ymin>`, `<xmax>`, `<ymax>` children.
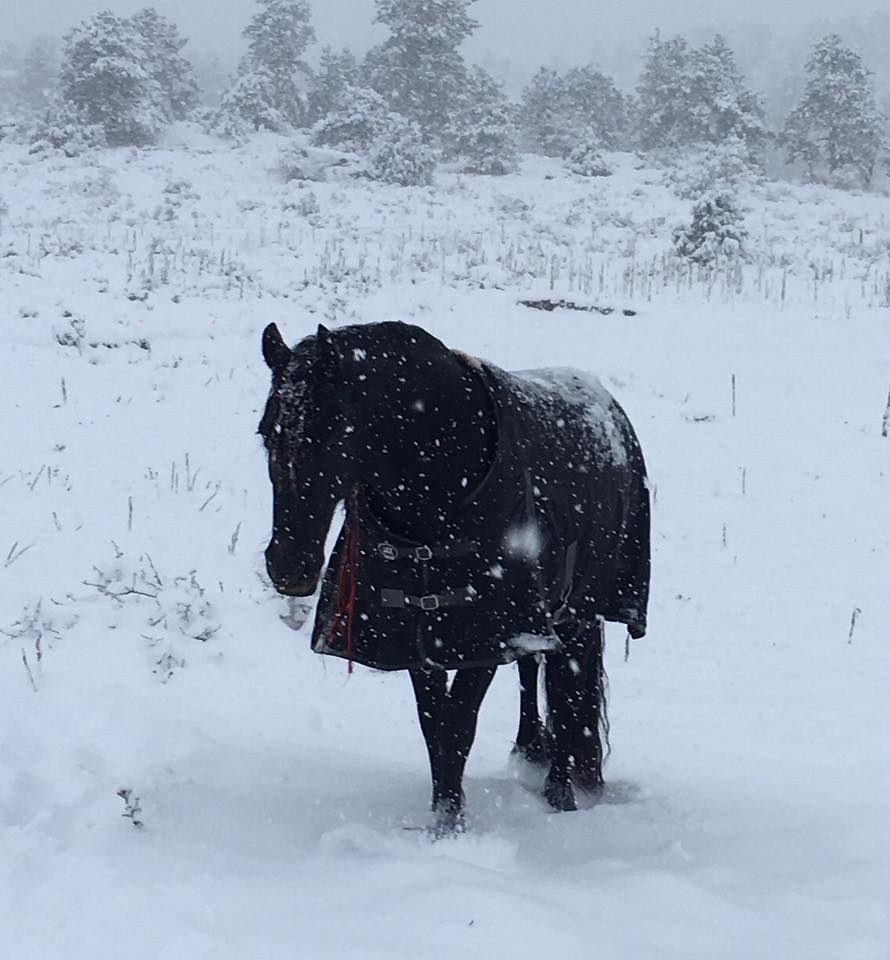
<box><xmin>513</xmin><ymin>655</ymin><xmax>550</xmax><ymax>764</ymax></box>
<box><xmin>434</xmin><ymin>665</ymin><xmax>497</xmax><ymax>831</ymax></box>
<box><xmin>409</xmin><ymin>667</ymin><xmax>447</xmax><ymax>810</ymax></box>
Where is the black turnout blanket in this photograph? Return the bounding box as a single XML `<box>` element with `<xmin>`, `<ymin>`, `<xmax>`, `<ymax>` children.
<box><xmin>311</xmin><ymin>361</ymin><xmax>650</xmax><ymax>671</ymax></box>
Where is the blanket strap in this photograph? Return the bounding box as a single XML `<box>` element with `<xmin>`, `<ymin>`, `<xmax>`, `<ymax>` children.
<box><xmin>380</xmin><ymin>587</ymin><xmax>478</xmax><ymax>611</ymax></box>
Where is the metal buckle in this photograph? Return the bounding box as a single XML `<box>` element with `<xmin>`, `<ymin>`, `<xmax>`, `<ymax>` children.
<box><xmin>419</xmin><ymin>594</ymin><xmax>440</xmax><ymax>611</ymax></box>
<box><xmin>414</xmin><ymin>545</ymin><xmax>433</xmax><ymax>561</ymax></box>
<box><xmin>377</xmin><ymin>542</ymin><xmax>398</xmax><ymax>561</ymax></box>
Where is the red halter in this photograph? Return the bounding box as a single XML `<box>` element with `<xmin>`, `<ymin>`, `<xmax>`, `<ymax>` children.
<box><xmin>328</xmin><ymin>489</ymin><xmax>360</xmax><ymax>673</ymax></box>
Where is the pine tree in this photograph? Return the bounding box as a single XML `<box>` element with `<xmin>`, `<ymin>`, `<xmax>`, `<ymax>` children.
<box><xmin>18</xmin><ymin>37</ymin><xmax>58</xmax><ymax>112</ymax></box>
<box><xmin>673</xmin><ymin>193</ymin><xmax>746</xmax><ymax>264</ymax></box>
<box><xmin>131</xmin><ymin>8</ymin><xmax>200</xmax><ymax>121</ymax></box>
<box><xmin>688</xmin><ymin>36</ymin><xmax>764</xmax><ymax>151</ymax></box>
<box><xmin>636</xmin><ymin>33</ymin><xmax>694</xmax><ymax>150</ymax></box>
<box><xmin>239</xmin><ymin>0</ymin><xmax>315</xmax><ymax>128</ymax></box>
<box><xmin>307</xmin><ymin>47</ymin><xmax>359</xmax><ymax>125</ymax></box>
<box><xmin>193</xmin><ymin>52</ymin><xmax>230</xmax><ymax>107</ymax></box>
<box><xmin>447</xmin><ymin>65</ymin><xmax>518</xmax><ymax>174</ymax></box>
<box><xmin>364</xmin><ymin>0</ymin><xmax>478</xmax><ymax>142</ymax></box>
<box><xmin>636</xmin><ymin>33</ymin><xmax>762</xmax><ymax>153</ymax></box>
<box><xmin>519</xmin><ymin>65</ymin><xmax>627</xmax><ymax>157</ymax></box>
<box><xmin>560</xmin><ymin>66</ymin><xmax>628</xmax><ymax>149</ymax></box>
<box><xmin>518</xmin><ymin>67</ymin><xmax>571</xmax><ymax>156</ymax></box>
<box><xmin>217</xmin><ymin>67</ymin><xmax>284</xmax><ymax>134</ymax></box>
<box><xmin>58</xmin><ymin>11</ymin><xmax>166</xmax><ymax>146</ymax></box>
<box><xmin>782</xmin><ymin>34</ymin><xmax>886</xmax><ymax>186</ymax></box>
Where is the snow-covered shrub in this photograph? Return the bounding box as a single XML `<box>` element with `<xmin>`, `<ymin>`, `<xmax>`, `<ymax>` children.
<box><xmin>198</xmin><ymin>103</ymin><xmax>248</xmax><ymax>141</ymax></box>
<box><xmin>669</xmin><ymin>136</ymin><xmax>758</xmax><ymax>198</ymax></box>
<box><xmin>278</xmin><ymin>141</ymin><xmax>358</xmax><ymax>182</ymax></box>
<box><xmin>368</xmin><ymin>115</ymin><xmax>436</xmax><ymax>187</ymax></box>
<box><xmin>28</xmin><ymin>101</ymin><xmax>106</xmax><ymax>158</ymax></box>
<box><xmin>310</xmin><ymin>85</ymin><xmax>387</xmax><ymax>153</ymax></box>
<box><xmin>163</xmin><ymin>178</ymin><xmax>200</xmax><ymax>203</ymax></box>
<box><xmin>282</xmin><ymin>186</ymin><xmax>320</xmax><ymax>216</ymax></box>
<box><xmin>84</xmin><ymin>550</ymin><xmax>220</xmax><ymax>682</ymax></box>
<box><xmin>673</xmin><ymin>193</ymin><xmax>746</xmax><ymax>264</ymax></box>
<box><xmin>566</xmin><ymin>129</ymin><xmax>612</xmax><ymax>177</ymax></box>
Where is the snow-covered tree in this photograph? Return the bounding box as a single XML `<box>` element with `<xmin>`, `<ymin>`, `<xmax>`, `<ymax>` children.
<box><xmin>18</xmin><ymin>37</ymin><xmax>58</xmax><ymax>113</ymax></box>
<box><xmin>368</xmin><ymin>114</ymin><xmax>436</xmax><ymax>185</ymax></box>
<box><xmin>561</xmin><ymin>66</ymin><xmax>628</xmax><ymax>148</ymax></box>
<box><xmin>131</xmin><ymin>8</ymin><xmax>200</xmax><ymax>121</ymax></box>
<box><xmin>58</xmin><ymin>11</ymin><xmax>166</xmax><ymax>146</ymax></box>
<box><xmin>364</xmin><ymin>0</ymin><xmax>478</xmax><ymax>142</ymax></box>
<box><xmin>673</xmin><ymin>193</ymin><xmax>746</xmax><ymax>264</ymax></box>
<box><xmin>519</xmin><ymin>64</ymin><xmax>627</xmax><ymax>157</ymax></box>
<box><xmin>0</xmin><ymin>42</ymin><xmax>22</xmax><ymax>115</ymax></box>
<box><xmin>446</xmin><ymin>65</ymin><xmax>518</xmax><ymax>175</ymax></box>
<box><xmin>310</xmin><ymin>84</ymin><xmax>387</xmax><ymax>153</ymax></box>
<box><xmin>240</xmin><ymin>0</ymin><xmax>315</xmax><ymax>128</ymax></box>
<box><xmin>215</xmin><ymin>67</ymin><xmax>284</xmax><ymax>134</ymax></box>
<box><xmin>782</xmin><ymin>34</ymin><xmax>886</xmax><ymax>186</ymax></box>
<box><xmin>688</xmin><ymin>36</ymin><xmax>764</xmax><ymax>151</ymax></box>
<box><xmin>193</xmin><ymin>52</ymin><xmax>231</xmax><ymax>106</ymax></box>
<box><xmin>636</xmin><ymin>33</ymin><xmax>694</xmax><ymax>150</ymax></box>
<box><xmin>518</xmin><ymin>67</ymin><xmax>570</xmax><ymax>156</ymax></box>
<box><xmin>636</xmin><ymin>33</ymin><xmax>763</xmax><ymax>153</ymax></box>
<box><xmin>307</xmin><ymin>47</ymin><xmax>359</xmax><ymax>125</ymax></box>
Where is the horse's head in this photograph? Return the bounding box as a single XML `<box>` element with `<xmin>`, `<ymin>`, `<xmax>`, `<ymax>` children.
<box><xmin>259</xmin><ymin>322</ymin><xmax>357</xmax><ymax>597</ymax></box>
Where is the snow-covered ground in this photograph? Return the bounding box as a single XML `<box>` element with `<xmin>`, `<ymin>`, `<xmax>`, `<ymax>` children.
<box><xmin>2</xmin><ymin>129</ymin><xmax>889</xmax><ymax>959</ymax></box>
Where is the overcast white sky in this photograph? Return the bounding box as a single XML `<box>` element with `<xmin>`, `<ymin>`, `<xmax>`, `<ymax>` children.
<box><xmin>6</xmin><ymin>0</ymin><xmax>889</xmax><ymax>85</ymax></box>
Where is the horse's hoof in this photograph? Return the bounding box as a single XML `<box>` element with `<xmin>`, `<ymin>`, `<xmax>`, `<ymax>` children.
<box><xmin>511</xmin><ymin>731</ymin><xmax>551</xmax><ymax>766</ymax></box>
<box><xmin>429</xmin><ymin>802</ymin><xmax>466</xmax><ymax>838</ymax></box>
<box><xmin>544</xmin><ymin>778</ymin><xmax>578</xmax><ymax>812</ymax></box>
<box><xmin>572</xmin><ymin>766</ymin><xmax>605</xmax><ymax>794</ymax></box>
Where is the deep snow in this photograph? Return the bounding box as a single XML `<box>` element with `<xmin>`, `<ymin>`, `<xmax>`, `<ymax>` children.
<box><xmin>1</xmin><ymin>129</ymin><xmax>889</xmax><ymax>959</ymax></box>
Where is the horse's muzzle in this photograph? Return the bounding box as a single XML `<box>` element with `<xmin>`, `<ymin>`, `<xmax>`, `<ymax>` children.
<box><xmin>269</xmin><ymin>574</ymin><xmax>319</xmax><ymax>597</ymax></box>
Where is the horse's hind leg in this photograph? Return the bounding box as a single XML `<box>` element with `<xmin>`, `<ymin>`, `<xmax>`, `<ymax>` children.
<box><xmin>513</xmin><ymin>655</ymin><xmax>550</xmax><ymax>764</ymax></box>
<box><xmin>543</xmin><ymin>646</ymin><xmax>582</xmax><ymax>812</ymax></box>
<box><xmin>571</xmin><ymin>619</ymin><xmax>606</xmax><ymax>793</ymax></box>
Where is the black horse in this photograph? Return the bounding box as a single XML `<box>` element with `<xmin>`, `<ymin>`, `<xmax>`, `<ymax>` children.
<box><xmin>259</xmin><ymin>321</ymin><xmax>649</xmax><ymax>831</ymax></box>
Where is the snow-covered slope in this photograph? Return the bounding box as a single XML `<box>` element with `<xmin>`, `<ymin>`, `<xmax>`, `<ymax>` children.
<box><xmin>2</xmin><ymin>129</ymin><xmax>889</xmax><ymax>959</ymax></box>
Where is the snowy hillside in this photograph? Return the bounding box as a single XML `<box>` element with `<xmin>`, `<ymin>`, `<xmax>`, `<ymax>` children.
<box><xmin>2</xmin><ymin>129</ymin><xmax>889</xmax><ymax>959</ymax></box>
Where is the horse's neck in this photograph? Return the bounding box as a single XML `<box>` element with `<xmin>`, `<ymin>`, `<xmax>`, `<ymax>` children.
<box><xmin>360</xmin><ymin>351</ymin><xmax>496</xmax><ymax>541</ymax></box>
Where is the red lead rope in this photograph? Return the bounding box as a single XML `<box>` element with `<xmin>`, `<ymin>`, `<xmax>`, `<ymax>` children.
<box><xmin>328</xmin><ymin>489</ymin><xmax>360</xmax><ymax>674</ymax></box>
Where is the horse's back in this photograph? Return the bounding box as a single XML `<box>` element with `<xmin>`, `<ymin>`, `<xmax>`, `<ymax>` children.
<box><xmin>493</xmin><ymin>364</ymin><xmax>650</xmax><ymax>638</ymax></box>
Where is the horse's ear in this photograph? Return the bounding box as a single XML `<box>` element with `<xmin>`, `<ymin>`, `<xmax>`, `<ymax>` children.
<box><xmin>262</xmin><ymin>323</ymin><xmax>291</xmax><ymax>373</ymax></box>
<box><xmin>315</xmin><ymin>324</ymin><xmax>341</xmax><ymax>376</ymax></box>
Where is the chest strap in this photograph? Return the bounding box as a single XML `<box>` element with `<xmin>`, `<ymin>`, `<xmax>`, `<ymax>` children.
<box><xmin>376</xmin><ymin>540</ymin><xmax>478</xmax><ymax>562</ymax></box>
